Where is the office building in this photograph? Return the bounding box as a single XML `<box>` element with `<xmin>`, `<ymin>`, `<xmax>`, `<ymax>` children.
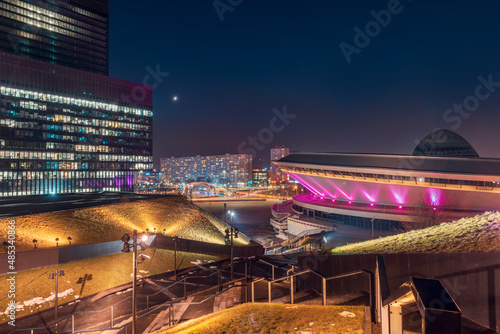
<box><xmin>161</xmin><ymin>153</ymin><xmax>252</xmax><ymax>186</ymax></box>
<box><xmin>0</xmin><ymin>1</ymin><xmax>153</xmax><ymax>196</ymax></box>
<box><xmin>0</xmin><ymin>0</ymin><xmax>109</xmax><ymax>74</ymax></box>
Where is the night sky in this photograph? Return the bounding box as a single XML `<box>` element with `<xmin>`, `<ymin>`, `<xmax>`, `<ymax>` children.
<box><xmin>109</xmin><ymin>0</ymin><xmax>500</xmax><ymax>168</ymax></box>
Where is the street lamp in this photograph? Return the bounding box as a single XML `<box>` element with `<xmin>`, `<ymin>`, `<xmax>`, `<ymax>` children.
<box><xmin>67</xmin><ymin>236</ymin><xmax>72</xmax><ymax>246</ymax></box>
<box><xmin>224</xmin><ymin>210</ymin><xmax>239</xmax><ymax>280</ymax></box>
<box><xmin>55</xmin><ymin>238</ymin><xmax>59</xmax><ymax>247</ymax></box>
<box><xmin>48</xmin><ymin>269</ymin><xmax>65</xmax><ymax>331</ymax></box>
<box><xmin>173</xmin><ymin>236</ymin><xmax>179</xmax><ymax>279</ymax></box>
<box><xmin>33</xmin><ymin>239</ymin><xmax>38</xmax><ymax>249</ymax></box>
<box><xmin>120</xmin><ymin>230</ymin><xmax>149</xmax><ymax>334</ymax></box>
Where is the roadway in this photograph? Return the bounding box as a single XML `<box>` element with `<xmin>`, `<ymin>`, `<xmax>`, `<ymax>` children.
<box><xmin>195</xmin><ymin>199</ymin><xmax>285</xmax><ymax>247</ymax></box>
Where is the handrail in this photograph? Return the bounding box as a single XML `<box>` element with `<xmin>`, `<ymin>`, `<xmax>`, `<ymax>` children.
<box><xmin>8</xmin><ymin>257</ymin><xmax>279</xmax><ymax>334</ymax></box>
<box><xmin>9</xmin><ymin>277</ymin><xmax>250</xmax><ymax>334</ymax></box>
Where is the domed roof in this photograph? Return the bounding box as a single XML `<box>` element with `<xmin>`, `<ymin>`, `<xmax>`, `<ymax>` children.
<box><xmin>411</xmin><ymin>129</ymin><xmax>479</xmax><ymax>157</ymax></box>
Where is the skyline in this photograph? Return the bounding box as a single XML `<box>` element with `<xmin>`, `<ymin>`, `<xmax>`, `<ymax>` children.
<box><xmin>108</xmin><ymin>0</ymin><xmax>500</xmax><ymax>168</ymax></box>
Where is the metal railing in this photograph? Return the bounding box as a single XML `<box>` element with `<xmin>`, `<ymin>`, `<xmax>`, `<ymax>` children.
<box><xmin>9</xmin><ymin>258</ymin><xmax>372</xmax><ymax>333</ymax></box>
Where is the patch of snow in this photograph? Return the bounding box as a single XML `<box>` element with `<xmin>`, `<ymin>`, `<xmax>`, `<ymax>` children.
<box><xmin>190</xmin><ymin>260</ymin><xmax>202</xmax><ymax>265</ymax></box>
<box><xmin>116</xmin><ymin>288</ymin><xmax>133</xmax><ymax>295</ymax></box>
<box><xmin>339</xmin><ymin>311</ymin><xmax>356</xmax><ymax>318</ymax></box>
<box><xmin>3</xmin><ymin>289</ymin><xmax>74</xmax><ymax>314</ymax></box>
<box><xmin>308</xmin><ymin>322</ymin><xmax>314</xmax><ymax>326</ymax></box>
<box><xmin>139</xmin><ymin>270</ymin><xmax>149</xmax><ymax>274</ymax></box>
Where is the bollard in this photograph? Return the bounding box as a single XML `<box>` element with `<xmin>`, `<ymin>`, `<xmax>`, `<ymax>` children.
<box><xmin>322</xmin><ymin>278</ymin><xmax>327</xmax><ymax>306</ymax></box>
<box><xmin>268</xmin><ymin>281</ymin><xmax>272</xmax><ymax>303</ymax></box>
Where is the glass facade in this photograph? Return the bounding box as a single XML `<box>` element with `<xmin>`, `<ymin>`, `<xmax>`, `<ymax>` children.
<box><xmin>0</xmin><ymin>0</ymin><xmax>108</xmax><ymax>75</ymax></box>
<box><xmin>292</xmin><ymin>204</ymin><xmax>400</xmax><ymax>231</ymax></box>
<box><xmin>0</xmin><ymin>50</ymin><xmax>153</xmax><ymax>196</ymax></box>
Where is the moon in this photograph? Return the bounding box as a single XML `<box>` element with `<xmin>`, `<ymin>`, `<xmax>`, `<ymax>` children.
<box><xmin>173</xmin><ymin>96</ymin><xmax>178</xmax><ymax>101</ymax></box>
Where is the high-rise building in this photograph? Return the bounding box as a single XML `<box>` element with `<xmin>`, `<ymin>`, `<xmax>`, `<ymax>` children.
<box><xmin>270</xmin><ymin>146</ymin><xmax>289</xmax><ymax>183</ymax></box>
<box><xmin>161</xmin><ymin>153</ymin><xmax>252</xmax><ymax>186</ymax></box>
<box><xmin>0</xmin><ymin>1</ymin><xmax>153</xmax><ymax>196</ymax></box>
<box><xmin>252</xmin><ymin>167</ymin><xmax>268</xmax><ymax>186</ymax></box>
<box><xmin>0</xmin><ymin>0</ymin><xmax>109</xmax><ymax>75</ymax></box>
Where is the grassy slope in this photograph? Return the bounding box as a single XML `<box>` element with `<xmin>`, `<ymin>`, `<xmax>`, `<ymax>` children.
<box><xmin>331</xmin><ymin>211</ymin><xmax>500</xmax><ymax>254</ymax></box>
<box><xmin>0</xmin><ymin>196</ymin><xmax>250</xmax><ymax>252</ymax></box>
<box><xmin>0</xmin><ymin>248</ymin><xmax>223</xmax><ymax>321</ymax></box>
<box><xmin>156</xmin><ymin>303</ymin><xmax>364</xmax><ymax>334</ymax></box>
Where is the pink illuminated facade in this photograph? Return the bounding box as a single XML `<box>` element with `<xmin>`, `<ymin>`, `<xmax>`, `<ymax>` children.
<box><xmin>274</xmin><ymin>130</ymin><xmax>500</xmax><ymax>230</ymax></box>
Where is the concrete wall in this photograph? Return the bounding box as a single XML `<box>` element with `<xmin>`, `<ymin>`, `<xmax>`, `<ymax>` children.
<box><xmin>298</xmin><ymin>252</ymin><xmax>500</xmax><ymax>332</ymax></box>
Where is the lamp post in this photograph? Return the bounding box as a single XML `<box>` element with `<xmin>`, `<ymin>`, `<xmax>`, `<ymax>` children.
<box><xmin>67</xmin><ymin>236</ymin><xmax>72</xmax><ymax>246</ymax></box>
<box><xmin>173</xmin><ymin>236</ymin><xmax>179</xmax><ymax>279</ymax></box>
<box><xmin>371</xmin><ymin>218</ymin><xmax>375</xmax><ymax>238</ymax></box>
<box><xmin>55</xmin><ymin>238</ymin><xmax>59</xmax><ymax>247</ymax></box>
<box><xmin>121</xmin><ymin>230</ymin><xmax>149</xmax><ymax>334</ymax></box>
<box><xmin>48</xmin><ymin>269</ymin><xmax>65</xmax><ymax>332</ymax></box>
<box><xmin>33</xmin><ymin>239</ymin><xmax>37</xmax><ymax>249</ymax></box>
<box><xmin>225</xmin><ymin>210</ymin><xmax>239</xmax><ymax>280</ymax></box>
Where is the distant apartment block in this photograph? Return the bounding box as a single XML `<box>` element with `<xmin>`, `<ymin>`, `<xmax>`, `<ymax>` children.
<box><xmin>270</xmin><ymin>146</ymin><xmax>290</xmax><ymax>183</ymax></box>
<box><xmin>161</xmin><ymin>153</ymin><xmax>252</xmax><ymax>186</ymax></box>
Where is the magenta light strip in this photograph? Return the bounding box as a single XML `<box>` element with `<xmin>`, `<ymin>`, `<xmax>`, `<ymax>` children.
<box><xmin>288</xmin><ymin>173</ymin><xmax>323</xmax><ymax>196</ymax></box>
<box><xmin>325</xmin><ymin>179</ymin><xmax>352</xmax><ymax>200</ymax></box>
<box><xmin>305</xmin><ymin>175</ymin><xmax>337</xmax><ymax>199</ymax></box>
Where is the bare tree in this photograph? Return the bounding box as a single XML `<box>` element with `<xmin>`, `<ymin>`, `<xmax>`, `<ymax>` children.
<box><xmin>399</xmin><ymin>190</ymin><xmax>460</xmax><ymax>232</ymax></box>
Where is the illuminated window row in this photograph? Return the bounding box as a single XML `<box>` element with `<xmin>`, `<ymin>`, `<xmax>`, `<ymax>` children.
<box><xmin>99</xmin><ymin>155</ymin><xmax>152</xmax><ymax>162</ymax></box>
<box><xmin>0</xmin><ymin>8</ymin><xmax>107</xmax><ymax>48</ymax></box>
<box><xmin>2</xmin><ymin>0</ymin><xmax>108</xmax><ymax>36</ymax></box>
<box><xmin>0</xmin><ymin>119</ymin><xmax>146</xmax><ymax>139</ymax></box>
<box><xmin>1</xmin><ymin>86</ymin><xmax>153</xmax><ymax>117</ymax></box>
<box><xmin>0</xmin><ymin>150</ymin><xmax>74</xmax><ymax>160</ymax></box>
<box><xmin>0</xmin><ymin>3</ymin><xmax>107</xmax><ymax>40</ymax></box>
<box><xmin>54</xmin><ymin>114</ymin><xmax>149</xmax><ymax>131</ymax></box>
<box><xmin>1</xmin><ymin>27</ymin><xmax>107</xmax><ymax>58</ymax></box>
<box><xmin>1</xmin><ymin>107</ymin><xmax>149</xmax><ymax>126</ymax></box>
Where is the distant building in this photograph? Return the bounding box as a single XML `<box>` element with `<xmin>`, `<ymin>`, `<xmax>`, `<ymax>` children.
<box><xmin>161</xmin><ymin>153</ymin><xmax>252</xmax><ymax>186</ymax></box>
<box><xmin>135</xmin><ymin>170</ymin><xmax>161</xmax><ymax>193</ymax></box>
<box><xmin>270</xmin><ymin>146</ymin><xmax>290</xmax><ymax>183</ymax></box>
<box><xmin>252</xmin><ymin>167</ymin><xmax>268</xmax><ymax>186</ymax></box>
<box><xmin>273</xmin><ymin>129</ymin><xmax>500</xmax><ymax>231</ymax></box>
